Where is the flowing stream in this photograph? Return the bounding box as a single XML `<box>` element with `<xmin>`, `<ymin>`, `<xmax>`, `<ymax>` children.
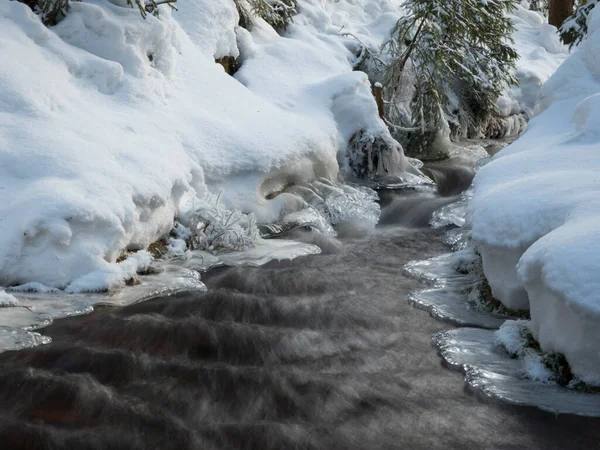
<box><xmin>0</xmin><ymin>151</ymin><xmax>599</xmax><ymax>449</ymax></box>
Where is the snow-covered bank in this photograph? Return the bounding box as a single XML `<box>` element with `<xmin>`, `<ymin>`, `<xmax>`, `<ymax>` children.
<box><xmin>470</xmin><ymin>9</ymin><xmax>600</xmax><ymax>384</ymax></box>
<box><xmin>406</xmin><ymin>197</ymin><xmax>600</xmax><ymax>414</ymax></box>
<box><xmin>498</xmin><ymin>4</ymin><xmax>568</xmax><ymax>120</ymax></box>
<box><xmin>0</xmin><ymin>0</ymin><xmax>421</xmax><ymax>293</ymax></box>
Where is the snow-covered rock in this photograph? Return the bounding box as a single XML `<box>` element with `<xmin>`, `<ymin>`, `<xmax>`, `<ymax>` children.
<box><xmin>470</xmin><ymin>8</ymin><xmax>600</xmax><ymax>384</ymax></box>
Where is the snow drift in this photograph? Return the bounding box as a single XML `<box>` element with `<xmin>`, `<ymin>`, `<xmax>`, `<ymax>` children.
<box><xmin>470</xmin><ymin>8</ymin><xmax>600</xmax><ymax>384</ymax></box>
<box><xmin>0</xmin><ymin>0</ymin><xmax>418</xmax><ymax>292</ymax></box>
<box><xmin>497</xmin><ymin>4</ymin><xmax>567</xmax><ymax>119</ymax></box>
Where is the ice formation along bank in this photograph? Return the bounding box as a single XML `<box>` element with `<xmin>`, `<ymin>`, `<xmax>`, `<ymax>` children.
<box><xmin>470</xmin><ymin>7</ymin><xmax>600</xmax><ymax>386</ymax></box>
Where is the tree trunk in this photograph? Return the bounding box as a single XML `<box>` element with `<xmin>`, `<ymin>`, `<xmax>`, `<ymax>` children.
<box><xmin>548</xmin><ymin>0</ymin><xmax>575</xmax><ymax>28</ymax></box>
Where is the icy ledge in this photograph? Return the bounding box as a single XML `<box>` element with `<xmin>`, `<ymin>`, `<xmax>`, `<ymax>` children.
<box><xmin>435</xmin><ymin>328</ymin><xmax>600</xmax><ymax>417</ymax></box>
<box><xmin>0</xmin><ymin>237</ymin><xmax>321</xmax><ymax>353</ymax></box>
<box><xmin>404</xmin><ymin>194</ymin><xmax>517</xmax><ymax>330</ymax></box>
<box><xmin>405</xmin><ymin>185</ymin><xmax>600</xmax><ymax>414</ymax></box>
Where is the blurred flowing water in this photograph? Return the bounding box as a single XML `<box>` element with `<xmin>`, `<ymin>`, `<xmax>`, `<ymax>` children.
<box><xmin>0</xmin><ymin>153</ymin><xmax>599</xmax><ymax>449</ymax></box>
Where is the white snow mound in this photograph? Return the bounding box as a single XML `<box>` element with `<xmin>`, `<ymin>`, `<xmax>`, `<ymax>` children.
<box><xmin>0</xmin><ymin>0</ymin><xmax>415</xmax><ymax>292</ymax></box>
<box><xmin>496</xmin><ymin>5</ymin><xmax>567</xmax><ymax>118</ymax></box>
<box><xmin>470</xmin><ymin>7</ymin><xmax>600</xmax><ymax>384</ymax></box>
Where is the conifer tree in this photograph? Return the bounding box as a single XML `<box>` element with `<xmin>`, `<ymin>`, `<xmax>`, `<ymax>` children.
<box><xmin>382</xmin><ymin>0</ymin><xmax>519</xmax><ymax>152</ymax></box>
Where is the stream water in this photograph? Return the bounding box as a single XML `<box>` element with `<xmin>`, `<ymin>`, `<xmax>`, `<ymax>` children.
<box><xmin>0</xmin><ymin>153</ymin><xmax>599</xmax><ymax>449</ymax></box>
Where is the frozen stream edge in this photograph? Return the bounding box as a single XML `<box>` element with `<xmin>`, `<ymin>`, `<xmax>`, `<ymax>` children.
<box><xmin>0</xmin><ymin>177</ymin><xmax>389</xmax><ymax>353</ymax></box>
<box><xmin>405</xmin><ymin>196</ymin><xmax>600</xmax><ymax>417</ymax></box>
<box><xmin>435</xmin><ymin>328</ymin><xmax>600</xmax><ymax>417</ymax></box>
<box><xmin>0</xmin><ymin>239</ymin><xmax>322</xmax><ymax>353</ymax></box>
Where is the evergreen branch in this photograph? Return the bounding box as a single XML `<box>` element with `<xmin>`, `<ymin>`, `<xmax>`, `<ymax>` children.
<box><xmin>383</xmin><ymin>118</ymin><xmax>422</xmax><ymax>132</ymax></box>
<box><xmin>397</xmin><ymin>2</ymin><xmax>436</xmax><ymax>73</ymax></box>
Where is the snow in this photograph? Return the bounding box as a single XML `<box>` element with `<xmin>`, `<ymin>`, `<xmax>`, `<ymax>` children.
<box><xmin>494</xmin><ymin>319</ymin><xmax>532</xmax><ymax>358</ymax></box>
<box><xmin>470</xmin><ymin>8</ymin><xmax>600</xmax><ymax>384</ymax></box>
<box><xmin>479</xmin><ymin>246</ymin><xmax>529</xmax><ymax>310</ymax></box>
<box><xmin>64</xmin><ymin>250</ymin><xmax>153</xmax><ymax>293</ymax></box>
<box><xmin>0</xmin><ymin>291</ymin><xmax>20</xmax><ymax>308</ymax></box>
<box><xmin>493</xmin><ymin>320</ymin><xmax>559</xmax><ymax>384</ymax></box>
<box><xmin>494</xmin><ymin>320</ymin><xmax>553</xmax><ymax>384</ymax></box>
<box><xmin>497</xmin><ymin>5</ymin><xmax>568</xmax><ymax>118</ymax></box>
<box><xmin>0</xmin><ymin>0</ymin><xmax>557</xmax><ymax>299</ymax></box>
<box><xmin>174</xmin><ymin>0</ymin><xmax>239</xmax><ymax>59</ymax></box>
<box><xmin>0</xmin><ymin>0</ymin><xmax>418</xmax><ymax>295</ymax></box>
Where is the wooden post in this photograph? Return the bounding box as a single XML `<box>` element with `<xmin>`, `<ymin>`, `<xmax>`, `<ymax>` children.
<box><xmin>373</xmin><ymin>82</ymin><xmax>384</xmax><ymax>119</ymax></box>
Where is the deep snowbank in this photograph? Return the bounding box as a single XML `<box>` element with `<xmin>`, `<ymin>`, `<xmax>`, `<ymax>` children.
<box><xmin>498</xmin><ymin>4</ymin><xmax>567</xmax><ymax>119</ymax></box>
<box><xmin>471</xmin><ymin>10</ymin><xmax>600</xmax><ymax>384</ymax></box>
<box><xmin>0</xmin><ymin>0</ymin><xmax>417</xmax><ymax>292</ymax></box>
